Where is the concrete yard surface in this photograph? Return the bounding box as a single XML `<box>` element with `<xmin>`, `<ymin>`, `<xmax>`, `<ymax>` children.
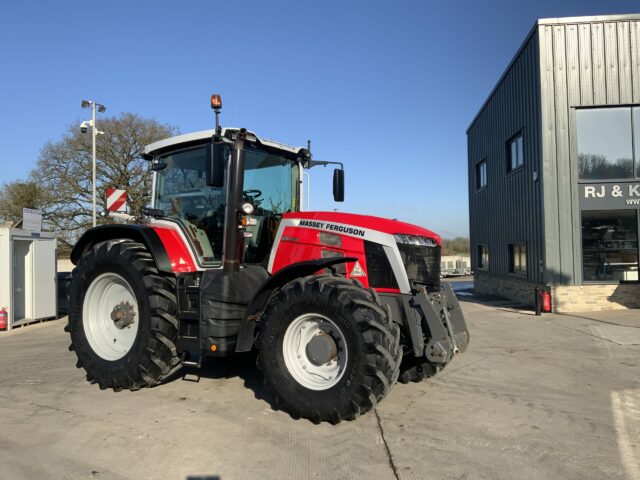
<box><xmin>0</xmin><ymin>292</ymin><xmax>639</xmax><ymax>480</ymax></box>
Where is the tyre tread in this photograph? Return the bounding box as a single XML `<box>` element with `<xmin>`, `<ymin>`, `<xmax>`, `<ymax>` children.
<box><xmin>66</xmin><ymin>239</ymin><xmax>180</xmax><ymax>392</ymax></box>
<box><xmin>257</xmin><ymin>274</ymin><xmax>401</xmax><ymax>424</ymax></box>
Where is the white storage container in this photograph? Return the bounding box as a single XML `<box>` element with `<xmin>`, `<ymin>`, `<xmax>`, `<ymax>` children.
<box><xmin>0</xmin><ymin>228</ymin><xmax>57</xmax><ymax>330</ymax></box>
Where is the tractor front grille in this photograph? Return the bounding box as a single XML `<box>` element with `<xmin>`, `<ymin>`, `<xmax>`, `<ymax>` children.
<box><xmin>397</xmin><ymin>243</ymin><xmax>441</xmax><ymax>292</ymax></box>
<box><xmin>364</xmin><ymin>241</ymin><xmax>398</xmax><ymax>289</ymax></box>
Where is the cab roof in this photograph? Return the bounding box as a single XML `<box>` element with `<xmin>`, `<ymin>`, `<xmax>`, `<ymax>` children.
<box><xmin>143</xmin><ymin>128</ymin><xmax>304</xmax><ymax>159</ymax></box>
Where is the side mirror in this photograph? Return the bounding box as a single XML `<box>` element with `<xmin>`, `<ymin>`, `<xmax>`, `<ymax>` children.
<box><xmin>150</xmin><ymin>162</ymin><xmax>167</xmax><ymax>171</ymax></box>
<box><xmin>207</xmin><ymin>143</ymin><xmax>227</xmax><ymax>188</ymax></box>
<box><xmin>333</xmin><ymin>168</ymin><xmax>344</xmax><ymax>202</ymax></box>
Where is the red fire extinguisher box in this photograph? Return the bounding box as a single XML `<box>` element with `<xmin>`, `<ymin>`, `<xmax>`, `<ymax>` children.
<box><xmin>0</xmin><ymin>307</ymin><xmax>8</xmax><ymax>331</ymax></box>
<box><xmin>535</xmin><ymin>287</ymin><xmax>553</xmax><ymax>315</ymax></box>
<box><xmin>541</xmin><ymin>288</ymin><xmax>552</xmax><ymax>313</ymax></box>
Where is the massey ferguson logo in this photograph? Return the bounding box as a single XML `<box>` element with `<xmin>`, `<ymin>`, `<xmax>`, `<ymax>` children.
<box><xmin>298</xmin><ymin>219</ymin><xmax>366</xmax><ymax>237</ymax></box>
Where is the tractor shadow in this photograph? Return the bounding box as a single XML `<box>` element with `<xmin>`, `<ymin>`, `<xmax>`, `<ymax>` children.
<box><xmin>169</xmin><ymin>352</ymin><xmax>278</xmax><ymax>410</ymax></box>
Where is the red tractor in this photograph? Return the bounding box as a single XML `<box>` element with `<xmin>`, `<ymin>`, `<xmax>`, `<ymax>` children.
<box><xmin>66</xmin><ymin>95</ymin><xmax>469</xmax><ymax>423</ymax></box>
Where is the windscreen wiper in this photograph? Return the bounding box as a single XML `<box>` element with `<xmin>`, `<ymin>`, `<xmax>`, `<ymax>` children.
<box><xmin>141</xmin><ymin>207</ymin><xmax>166</xmax><ymax>218</ymax></box>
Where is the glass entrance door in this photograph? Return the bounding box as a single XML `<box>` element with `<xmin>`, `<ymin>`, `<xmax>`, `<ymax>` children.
<box><xmin>581</xmin><ymin>210</ymin><xmax>639</xmax><ymax>282</ymax></box>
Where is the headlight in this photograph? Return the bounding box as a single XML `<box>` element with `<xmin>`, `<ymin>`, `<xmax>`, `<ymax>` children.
<box><xmin>241</xmin><ymin>202</ymin><xmax>254</xmax><ymax>215</ymax></box>
<box><xmin>394</xmin><ymin>234</ymin><xmax>437</xmax><ymax>247</ymax></box>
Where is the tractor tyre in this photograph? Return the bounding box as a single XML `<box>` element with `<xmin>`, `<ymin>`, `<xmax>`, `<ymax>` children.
<box><xmin>256</xmin><ymin>274</ymin><xmax>401</xmax><ymax>424</ymax></box>
<box><xmin>398</xmin><ymin>355</ymin><xmax>444</xmax><ymax>384</ymax></box>
<box><xmin>65</xmin><ymin>240</ymin><xmax>181</xmax><ymax>391</ymax></box>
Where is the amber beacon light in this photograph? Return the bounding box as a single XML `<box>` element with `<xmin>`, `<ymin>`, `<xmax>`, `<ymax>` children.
<box><xmin>210</xmin><ymin>94</ymin><xmax>222</xmax><ymax>110</ymax></box>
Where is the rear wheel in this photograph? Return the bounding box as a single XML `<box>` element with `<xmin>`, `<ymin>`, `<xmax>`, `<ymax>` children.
<box><xmin>66</xmin><ymin>240</ymin><xmax>181</xmax><ymax>391</ymax></box>
<box><xmin>257</xmin><ymin>275</ymin><xmax>401</xmax><ymax>424</ymax></box>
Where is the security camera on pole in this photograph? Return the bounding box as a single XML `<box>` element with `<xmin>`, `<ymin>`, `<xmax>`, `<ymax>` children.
<box><xmin>80</xmin><ymin>100</ymin><xmax>106</xmax><ymax>227</ymax></box>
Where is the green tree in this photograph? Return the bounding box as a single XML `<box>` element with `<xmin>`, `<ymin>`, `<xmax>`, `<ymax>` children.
<box><xmin>29</xmin><ymin>113</ymin><xmax>176</xmax><ymax>247</ymax></box>
<box><xmin>0</xmin><ymin>181</ymin><xmax>52</xmax><ymax>225</ymax></box>
<box><xmin>441</xmin><ymin>237</ymin><xmax>470</xmax><ymax>256</ymax></box>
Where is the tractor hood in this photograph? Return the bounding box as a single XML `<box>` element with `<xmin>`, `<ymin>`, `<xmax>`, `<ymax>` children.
<box><xmin>283</xmin><ymin>211</ymin><xmax>441</xmax><ymax>246</ymax></box>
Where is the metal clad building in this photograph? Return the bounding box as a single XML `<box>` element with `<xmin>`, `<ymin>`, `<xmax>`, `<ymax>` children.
<box><xmin>468</xmin><ymin>14</ymin><xmax>640</xmax><ymax>312</ymax></box>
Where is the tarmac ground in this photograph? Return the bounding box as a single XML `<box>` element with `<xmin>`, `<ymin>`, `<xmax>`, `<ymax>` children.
<box><xmin>1</xmin><ymin>279</ymin><xmax>639</xmax><ymax>480</ymax></box>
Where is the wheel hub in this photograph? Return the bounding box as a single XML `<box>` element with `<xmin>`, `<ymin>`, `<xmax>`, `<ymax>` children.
<box><xmin>110</xmin><ymin>301</ymin><xmax>136</xmax><ymax>329</ymax></box>
<box><xmin>305</xmin><ymin>331</ymin><xmax>338</xmax><ymax>366</ymax></box>
<box><xmin>83</xmin><ymin>272</ymin><xmax>140</xmax><ymax>361</ymax></box>
<box><xmin>282</xmin><ymin>313</ymin><xmax>348</xmax><ymax>391</ymax></box>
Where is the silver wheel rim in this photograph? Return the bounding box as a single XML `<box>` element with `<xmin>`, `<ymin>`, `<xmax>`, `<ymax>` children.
<box><xmin>82</xmin><ymin>272</ymin><xmax>139</xmax><ymax>361</ymax></box>
<box><xmin>282</xmin><ymin>313</ymin><xmax>348</xmax><ymax>390</ymax></box>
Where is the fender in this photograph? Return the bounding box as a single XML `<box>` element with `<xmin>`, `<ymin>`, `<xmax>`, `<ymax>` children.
<box><xmin>70</xmin><ymin>224</ymin><xmax>173</xmax><ymax>273</ymax></box>
<box><xmin>234</xmin><ymin>256</ymin><xmax>357</xmax><ymax>352</ymax></box>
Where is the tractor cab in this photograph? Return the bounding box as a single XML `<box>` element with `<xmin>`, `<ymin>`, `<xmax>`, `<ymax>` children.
<box><xmin>145</xmin><ymin>128</ymin><xmax>306</xmax><ymax>267</ymax></box>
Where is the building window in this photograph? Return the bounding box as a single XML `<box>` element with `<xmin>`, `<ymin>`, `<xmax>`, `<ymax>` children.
<box><xmin>506</xmin><ymin>131</ymin><xmax>524</xmax><ymax>173</ymax></box>
<box><xmin>476</xmin><ymin>159</ymin><xmax>487</xmax><ymax>189</ymax></box>
<box><xmin>582</xmin><ymin>210</ymin><xmax>639</xmax><ymax>282</ymax></box>
<box><xmin>509</xmin><ymin>244</ymin><xmax>527</xmax><ymax>275</ymax></box>
<box><xmin>577</xmin><ymin>107</ymin><xmax>637</xmax><ymax>181</ymax></box>
<box><xmin>477</xmin><ymin>244</ymin><xmax>489</xmax><ymax>270</ymax></box>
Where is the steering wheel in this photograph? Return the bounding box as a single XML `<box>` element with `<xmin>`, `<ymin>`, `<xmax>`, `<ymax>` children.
<box><xmin>243</xmin><ymin>189</ymin><xmax>263</xmax><ymax>202</ymax></box>
<box><xmin>169</xmin><ymin>197</ymin><xmax>180</xmax><ymax>215</ymax></box>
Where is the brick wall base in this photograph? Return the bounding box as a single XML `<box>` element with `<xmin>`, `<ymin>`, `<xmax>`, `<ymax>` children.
<box><xmin>474</xmin><ymin>273</ymin><xmax>640</xmax><ymax>312</ymax></box>
<box><xmin>474</xmin><ymin>274</ymin><xmax>538</xmax><ymax>307</ymax></box>
<box><xmin>551</xmin><ymin>284</ymin><xmax>640</xmax><ymax>312</ymax></box>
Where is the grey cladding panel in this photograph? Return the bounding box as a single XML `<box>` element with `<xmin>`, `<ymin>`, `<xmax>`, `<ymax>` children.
<box><xmin>565</xmin><ymin>26</ymin><xmax>584</xmax><ymax>282</ymax></box>
<box><xmin>618</xmin><ymin>22</ymin><xmax>633</xmax><ymax>103</ymax></box>
<box><xmin>566</xmin><ymin>25</ymin><xmax>581</xmax><ymax>107</ymax></box>
<box><xmin>539</xmin><ymin>25</ymin><xmax>561</xmax><ymax>284</ymax></box>
<box><xmin>578</xmin><ymin>24</ymin><xmax>594</xmax><ymax>105</ymax></box>
<box><xmin>467</xmin><ymin>32</ymin><xmax>544</xmax><ymax>284</ymax></box>
<box><xmin>552</xmin><ymin>25</ymin><xmax>577</xmax><ymax>281</ymax></box>
<box><xmin>591</xmin><ymin>23</ymin><xmax>607</xmax><ymax>105</ymax></box>
<box><xmin>632</xmin><ymin>22</ymin><xmax>640</xmax><ymax>103</ymax></box>
<box><xmin>604</xmin><ymin>22</ymin><xmax>620</xmax><ymax>104</ymax></box>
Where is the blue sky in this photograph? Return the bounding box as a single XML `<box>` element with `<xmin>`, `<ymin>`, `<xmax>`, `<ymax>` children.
<box><xmin>0</xmin><ymin>0</ymin><xmax>638</xmax><ymax>237</ymax></box>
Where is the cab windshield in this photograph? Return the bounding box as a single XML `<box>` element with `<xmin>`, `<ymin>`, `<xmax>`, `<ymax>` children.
<box><xmin>154</xmin><ymin>143</ymin><xmax>299</xmax><ymax>266</ymax></box>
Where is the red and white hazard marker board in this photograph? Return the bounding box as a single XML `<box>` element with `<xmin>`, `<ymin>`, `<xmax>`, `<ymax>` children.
<box><xmin>106</xmin><ymin>188</ymin><xmax>127</xmax><ymax>212</ymax></box>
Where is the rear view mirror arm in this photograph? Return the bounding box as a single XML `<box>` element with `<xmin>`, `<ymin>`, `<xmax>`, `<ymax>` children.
<box><xmin>306</xmin><ymin>159</ymin><xmax>344</xmax><ymax>170</ymax></box>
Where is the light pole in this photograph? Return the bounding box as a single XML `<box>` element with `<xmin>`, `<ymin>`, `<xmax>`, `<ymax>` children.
<box><xmin>81</xmin><ymin>100</ymin><xmax>106</xmax><ymax>227</ymax></box>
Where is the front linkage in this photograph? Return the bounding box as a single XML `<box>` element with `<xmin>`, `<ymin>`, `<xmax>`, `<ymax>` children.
<box><xmin>415</xmin><ymin>283</ymin><xmax>470</xmax><ymax>363</ymax></box>
<box><xmin>382</xmin><ymin>282</ymin><xmax>469</xmax><ymax>384</ymax></box>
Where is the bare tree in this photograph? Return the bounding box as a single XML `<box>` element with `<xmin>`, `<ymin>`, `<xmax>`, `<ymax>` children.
<box><xmin>29</xmin><ymin>112</ymin><xmax>176</xmax><ymax>248</ymax></box>
<box><xmin>579</xmin><ymin>153</ymin><xmax>634</xmax><ymax>179</ymax></box>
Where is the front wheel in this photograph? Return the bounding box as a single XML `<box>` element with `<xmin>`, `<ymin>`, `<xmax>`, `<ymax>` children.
<box><xmin>257</xmin><ymin>275</ymin><xmax>401</xmax><ymax>424</ymax></box>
